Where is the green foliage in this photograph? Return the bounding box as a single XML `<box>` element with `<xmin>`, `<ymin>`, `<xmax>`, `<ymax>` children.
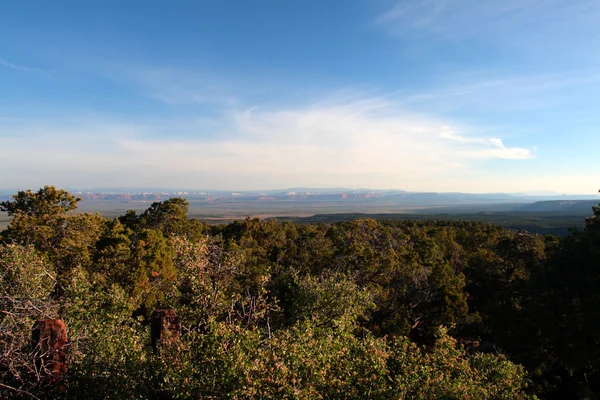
<box><xmin>116</xmin><ymin>320</ymin><xmax>531</xmax><ymax>400</ymax></box>
<box><xmin>5</xmin><ymin>186</ymin><xmax>600</xmax><ymax>398</ymax></box>
<box><xmin>286</xmin><ymin>270</ymin><xmax>374</xmax><ymax>331</ymax></box>
<box><xmin>0</xmin><ymin>185</ymin><xmax>80</xmax><ymax>216</ymax></box>
<box><xmin>93</xmin><ymin>220</ymin><xmax>179</xmax><ymax>312</ymax></box>
<box><xmin>121</xmin><ymin>197</ymin><xmax>207</xmax><ymax>241</ymax></box>
<box><xmin>1</xmin><ymin>186</ymin><xmax>106</xmax><ymax>282</ymax></box>
<box><xmin>91</xmin><ymin>219</ymin><xmax>134</xmax><ymax>285</ymax></box>
<box><xmin>172</xmin><ymin>234</ymin><xmax>277</xmax><ymax>331</ymax></box>
<box><xmin>141</xmin><ymin>198</ymin><xmax>189</xmax><ymax>234</ymax></box>
<box><xmin>62</xmin><ymin>267</ymin><xmax>151</xmax><ymax>399</ymax></box>
<box><xmin>130</xmin><ymin>229</ymin><xmax>177</xmax><ymax>310</ymax></box>
<box><xmin>236</xmin><ymin>321</ymin><xmax>391</xmax><ymax>399</ymax></box>
<box><xmin>0</xmin><ymin>244</ymin><xmax>56</xmax><ymax>302</ymax></box>
<box><xmin>388</xmin><ymin>327</ymin><xmax>534</xmax><ymax>399</ymax></box>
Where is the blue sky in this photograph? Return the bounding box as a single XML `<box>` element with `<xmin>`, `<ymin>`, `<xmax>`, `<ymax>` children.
<box><xmin>1</xmin><ymin>0</ymin><xmax>599</xmax><ymax>193</ymax></box>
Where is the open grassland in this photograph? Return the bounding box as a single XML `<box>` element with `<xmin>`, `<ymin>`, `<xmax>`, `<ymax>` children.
<box><xmin>0</xmin><ymin>212</ymin><xmax>8</xmax><ymax>230</ymax></box>
<box><xmin>1</xmin><ymin>199</ymin><xmax>589</xmax><ymax>235</ymax></box>
<box><xmin>74</xmin><ymin>199</ymin><xmax>430</xmax><ymax>222</ymax></box>
<box><xmin>13</xmin><ymin>199</ymin><xmax>581</xmax><ymax>235</ymax></box>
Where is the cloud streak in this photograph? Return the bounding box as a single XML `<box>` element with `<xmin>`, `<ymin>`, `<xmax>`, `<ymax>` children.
<box><xmin>0</xmin><ymin>59</ymin><xmax>37</xmax><ymax>72</ymax></box>
<box><xmin>440</xmin><ymin>128</ymin><xmax>533</xmax><ymax>159</ymax></box>
<box><xmin>377</xmin><ymin>0</ymin><xmax>599</xmax><ymax>40</ymax></box>
<box><xmin>101</xmin><ymin>64</ymin><xmax>241</xmax><ymax>106</ymax></box>
<box><xmin>0</xmin><ymin>59</ymin><xmax>53</xmax><ymax>74</ymax></box>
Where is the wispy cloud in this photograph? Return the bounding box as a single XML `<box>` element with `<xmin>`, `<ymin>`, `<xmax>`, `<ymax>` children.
<box><xmin>0</xmin><ymin>59</ymin><xmax>36</xmax><ymax>72</ymax></box>
<box><xmin>102</xmin><ymin>64</ymin><xmax>241</xmax><ymax>106</ymax></box>
<box><xmin>377</xmin><ymin>0</ymin><xmax>599</xmax><ymax>40</ymax></box>
<box><xmin>397</xmin><ymin>71</ymin><xmax>600</xmax><ymax>116</ymax></box>
<box><xmin>441</xmin><ymin>128</ymin><xmax>533</xmax><ymax>159</ymax></box>
<box><xmin>0</xmin><ymin>94</ymin><xmax>535</xmax><ymax>191</ymax></box>
<box><xmin>379</xmin><ymin>0</ymin><xmax>538</xmax><ymax>30</ymax></box>
<box><xmin>0</xmin><ymin>59</ymin><xmax>53</xmax><ymax>74</ymax></box>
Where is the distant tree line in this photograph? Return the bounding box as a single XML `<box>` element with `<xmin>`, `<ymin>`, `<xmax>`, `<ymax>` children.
<box><xmin>1</xmin><ymin>186</ymin><xmax>599</xmax><ymax>399</ymax></box>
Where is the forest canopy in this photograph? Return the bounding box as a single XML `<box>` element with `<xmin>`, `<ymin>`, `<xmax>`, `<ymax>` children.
<box><xmin>1</xmin><ymin>186</ymin><xmax>600</xmax><ymax>399</ymax></box>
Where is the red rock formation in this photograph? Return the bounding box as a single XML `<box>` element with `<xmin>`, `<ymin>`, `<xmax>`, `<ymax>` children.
<box><xmin>31</xmin><ymin>319</ymin><xmax>67</xmax><ymax>378</ymax></box>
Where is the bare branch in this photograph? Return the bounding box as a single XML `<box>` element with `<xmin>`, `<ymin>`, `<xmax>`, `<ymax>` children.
<box><xmin>0</xmin><ymin>382</ymin><xmax>41</xmax><ymax>400</ymax></box>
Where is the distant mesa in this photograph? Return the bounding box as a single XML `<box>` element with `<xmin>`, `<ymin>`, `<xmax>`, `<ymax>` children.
<box><xmin>515</xmin><ymin>200</ymin><xmax>600</xmax><ymax>213</ymax></box>
<box><xmin>6</xmin><ymin>188</ymin><xmax>594</xmax><ymax>208</ymax></box>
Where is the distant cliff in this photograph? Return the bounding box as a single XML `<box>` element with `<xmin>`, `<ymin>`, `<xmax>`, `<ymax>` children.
<box><xmin>515</xmin><ymin>200</ymin><xmax>599</xmax><ymax>212</ymax></box>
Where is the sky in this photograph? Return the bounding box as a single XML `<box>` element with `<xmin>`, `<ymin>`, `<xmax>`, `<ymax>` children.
<box><xmin>1</xmin><ymin>0</ymin><xmax>599</xmax><ymax>194</ymax></box>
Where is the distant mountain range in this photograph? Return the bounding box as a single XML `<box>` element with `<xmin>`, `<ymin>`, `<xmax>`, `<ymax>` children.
<box><xmin>515</xmin><ymin>200</ymin><xmax>600</xmax><ymax>213</ymax></box>
<box><xmin>1</xmin><ymin>187</ymin><xmax>598</xmax><ymax>205</ymax></box>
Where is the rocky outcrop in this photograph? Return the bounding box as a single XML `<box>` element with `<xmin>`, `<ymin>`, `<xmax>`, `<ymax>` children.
<box><xmin>31</xmin><ymin>319</ymin><xmax>67</xmax><ymax>378</ymax></box>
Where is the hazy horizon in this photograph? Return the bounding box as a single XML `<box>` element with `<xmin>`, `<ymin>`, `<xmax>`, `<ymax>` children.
<box><xmin>1</xmin><ymin>185</ymin><xmax>598</xmax><ymax>198</ymax></box>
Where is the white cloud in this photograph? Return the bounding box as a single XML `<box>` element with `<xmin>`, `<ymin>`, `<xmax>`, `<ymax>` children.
<box><xmin>0</xmin><ymin>96</ymin><xmax>535</xmax><ymax>191</ymax></box>
<box><xmin>488</xmin><ymin>138</ymin><xmax>505</xmax><ymax>149</ymax></box>
<box><xmin>440</xmin><ymin>128</ymin><xmax>533</xmax><ymax>159</ymax></box>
